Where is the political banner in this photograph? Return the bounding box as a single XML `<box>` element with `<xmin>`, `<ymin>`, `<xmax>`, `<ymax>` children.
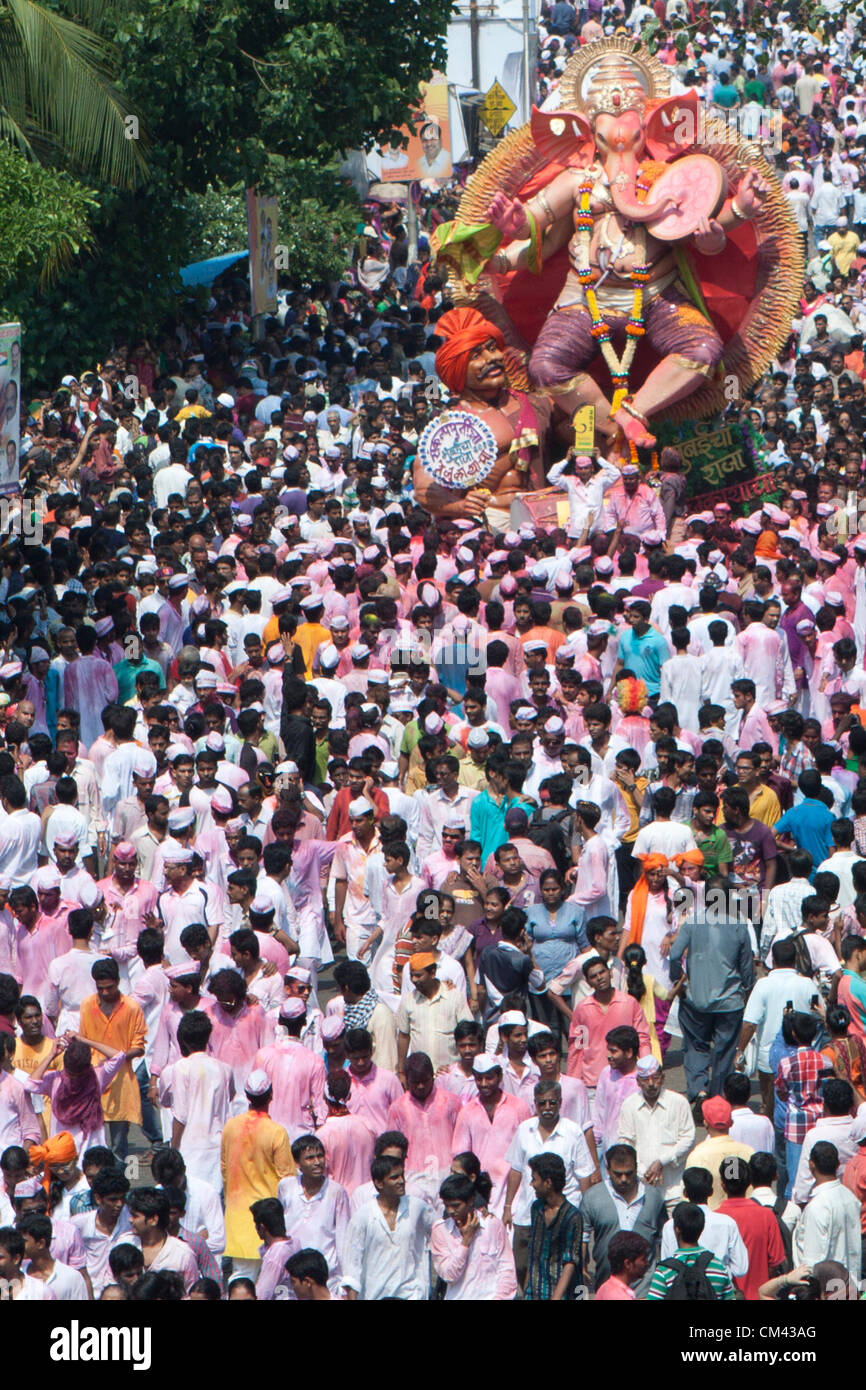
<box><xmin>379</xmin><ymin>73</ymin><xmax>452</xmax><ymax>187</ymax></box>
<box><xmin>0</xmin><ymin>323</ymin><xmax>21</xmax><ymax>497</ymax></box>
<box><xmin>246</xmin><ymin>190</ymin><xmax>279</xmax><ymax>316</ymax></box>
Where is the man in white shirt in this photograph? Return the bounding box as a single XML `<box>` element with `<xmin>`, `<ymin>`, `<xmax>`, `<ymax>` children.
<box><xmin>415</xmin><ymin>759</ymin><xmax>477</xmax><ymax>860</ymax></box>
<box><xmin>815</xmin><ymin>823</ymin><xmax>865</xmax><ymax>909</ymax></box>
<box><xmin>151</xmin><ymin>1150</ymin><xmax>225</xmax><ymax>1258</ymax></box>
<box><xmin>749</xmin><ymin>1151</ymin><xmax>800</xmax><ymax>1237</ymax></box>
<box><xmin>502</xmin><ymin>1080</ymin><xmax>597</xmax><ymax>1281</ymax></box>
<box><xmin>0</xmin><ymin>1226</ymin><xmax>55</xmax><ymax>1299</ymax></box>
<box><xmin>793</xmin><ymin>1140</ymin><xmax>861</xmax><ymax>1281</ymax></box>
<box><xmin>548</xmin><ymin>453</ymin><xmax>621</xmax><ymax>539</ymax></box>
<box><xmin>342</xmin><ymin>1156</ymin><xmax>434</xmax><ymax>1300</ymax></box>
<box><xmin>658</xmin><ymin>1166</ymin><xmax>748</xmax><ymax>1277</ymax></box>
<box><xmin>724</xmin><ymin>1072</ymin><xmax>775</xmax><ymax>1152</ymax></box>
<box><xmin>616</xmin><ymin>1059</ymin><xmax>696</xmax><ymax>1208</ymax></box>
<box><xmin>19</xmin><ymin>1214</ymin><xmax>89</xmax><ymax>1299</ymax></box>
<box><xmin>0</xmin><ymin>779</ymin><xmax>42</xmax><ymax>886</ymax></box>
<box><xmin>791</xmin><ymin>1080</ymin><xmax>860</xmax><ymax>1206</ymax></box>
<box><xmin>735</xmin><ymin>937</ymin><xmax>817</xmax><ymax>1116</ymax></box>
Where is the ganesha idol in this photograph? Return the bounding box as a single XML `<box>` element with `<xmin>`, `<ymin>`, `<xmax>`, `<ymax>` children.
<box><xmin>434</xmin><ymin>38</ymin><xmax>802</xmax><ymax>455</ymax></box>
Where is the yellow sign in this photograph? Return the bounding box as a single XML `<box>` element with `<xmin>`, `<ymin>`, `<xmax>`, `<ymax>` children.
<box><xmin>480</xmin><ymin>80</ymin><xmax>517</xmax><ymax>137</ymax></box>
<box><xmin>573</xmin><ymin>404</ymin><xmax>595</xmax><ymax>451</ymax></box>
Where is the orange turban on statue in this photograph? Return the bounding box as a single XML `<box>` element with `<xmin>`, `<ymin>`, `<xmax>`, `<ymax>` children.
<box><xmin>434</xmin><ymin>307</ymin><xmax>505</xmax><ymax>395</ymax></box>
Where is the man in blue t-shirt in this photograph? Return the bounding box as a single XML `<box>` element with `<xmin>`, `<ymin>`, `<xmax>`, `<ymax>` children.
<box><xmin>774</xmin><ymin>771</ymin><xmax>835</xmax><ymax>872</ymax></box>
<box><xmin>612</xmin><ymin>600</ymin><xmax>671</xmax><ymax>699</ymax></box>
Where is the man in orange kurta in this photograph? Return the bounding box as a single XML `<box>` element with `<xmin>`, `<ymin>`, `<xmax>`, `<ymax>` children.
<box><xmin>221</xmin><ymin>1069</ymin><xmax>296</xmax><ymax>1275</ymax></box>
<box><xmin>79</xmin><ymin>958</ymin><xmax>146</xmax><ymax>1160</ymax></box>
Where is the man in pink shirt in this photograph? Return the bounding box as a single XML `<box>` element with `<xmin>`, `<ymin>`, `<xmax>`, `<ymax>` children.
<box><xmin>451</xmin><ymin>1054</ymin><xmax>531</xmax><ymax>1218</ymax></box>
<box><xmin>63</xmin><ymin>632</ymin><xmax>119</xmax><ymax>749</ymax></box>
<box><xmin>252</xmin><ymin>1197</ymin><xmax>296</xmax><ymax>1301</ymax></box>
<box><xmin>207</xmin><ymin>968</ymin><xmax>273</xmax><ymax>1111</ymax></box>
<box><xmin>484</xmin><ymin>642</ymin><xmax>524</xmax><ymax>729</ymax></box>
<box><xmin>149</xmin><ymin>961</ymin><xmax>209</xmax><ymax>1087</ymax></box>
<box><xmin>98</xmin><ymin>842</ymin><xmax>159</xmax><ymax>988</ymax></box>
<box><xmin>6</xmin><ymin>885</ymin><xmax>72</xmax><ymax>1003</ymax></box>
<box><xmin>316</xmin><ymin>1070</ymin><xmax>375</xmax><ymax>1195</ymax></box>
<box><xmin>277</xmin><ymin>1134</ymin><xmax>351</xmax><ymax>1295</ymax></box>
<box><xmin>567</xmin><ymin>958</ymin><xmax>650</xmax><ymax>1087</ymax></box>
<box><xmin>344</xmin><ymin>1027</ymin><xmax>403</xmax><ymax>1131</ymax></box>
<box><xmin>0</xmin><ymin>1042</ymin><xmax>40</xmax><ymax>1148</ymax></box>
<box><xmin>440</xmin><ymin>1020</ymin><xmax>485</xmax><ymax>1102</ymax></box>
<box><xmin>385</xmin><ymin>1053</ymin><xmax>461</xmax><ymax>1201</ymax></box>
<box><xmin>730</xmin><ymin>680</ymin><xmax>779</xmax><ymax>755</ymax></box>
<box><xmin>430</xmin><ymin>1171</ymin><xmax>518</xmax><ymax>1300</ymax></box>
<box><xmin>252</xmin><ymin>999</ymin><xmax>328</xmax><ymax>1138</ymax></box>
<box><xmin>594</xmin><ymin>1230</ymin><xmax>651</xmax><ymax>1301</ymax></box>
<box><xmin>592</xmin><ymin>1025</ymin><xmax>641</xmax><ymax>1155</ymax></box>
<box><xmin>736</xmin><ymin>611</ymin><xmax>788</xmax><ymax>708</ymax></box>
<box><xmin>421</xmin><ymin>822</ymin><xmax>466</xmax><ymax>891</ymax></box>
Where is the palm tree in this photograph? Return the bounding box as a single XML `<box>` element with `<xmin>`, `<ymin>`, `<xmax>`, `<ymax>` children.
<box><xmin>0</xmin><ymin>0</ymin><xmax>146</xmax><ymax>187</ymax></box>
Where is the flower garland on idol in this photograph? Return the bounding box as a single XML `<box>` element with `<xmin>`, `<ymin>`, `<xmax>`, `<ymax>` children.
<box><xmin>575</xmin><ymin>179</ymin><xmax>649</xmax><ymax>461</ymax></box>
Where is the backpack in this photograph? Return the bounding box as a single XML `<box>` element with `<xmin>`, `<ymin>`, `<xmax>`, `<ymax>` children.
<box><xmin>659</xmin><ymin>1251</ymin><xmax>718</xmax><ymax>1300</ymax></box>
<box><xmin>527</xmin><ymin>805</ymin><xmax>573</xmax><ymax>875</ymax></box>
<box><xmin>751</xmin><ymin>1194</ymin><xmax>794</xmax><ymax>1271</ymax></box>
<box><xmin>790</xmin><ymin>931</ymin><xmax>816</xmax><ymax>981</ymax></box>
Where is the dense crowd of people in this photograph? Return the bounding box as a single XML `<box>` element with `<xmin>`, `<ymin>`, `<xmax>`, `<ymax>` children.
<box><xmin>5</xmin><ymin>0</ymin><xmax>866</xmax><ymax>1307</ymax></box>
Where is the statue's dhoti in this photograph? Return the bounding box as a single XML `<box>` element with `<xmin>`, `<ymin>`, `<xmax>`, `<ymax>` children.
<box><xmin>528</xmin><ymin>274</ymin><xmax>724</xmax><ymax>395</ymax></box>
<box><xmin>484</xmin><ymin>502</ymin><xmax>512</xmax><ymax>531</ymax></box>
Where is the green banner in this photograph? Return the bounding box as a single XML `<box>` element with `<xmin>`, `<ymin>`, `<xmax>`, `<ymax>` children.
<box><xmin>652</xmin><ymin>416</ymin><xmax>782</xmax><ymax>513</ymax></box>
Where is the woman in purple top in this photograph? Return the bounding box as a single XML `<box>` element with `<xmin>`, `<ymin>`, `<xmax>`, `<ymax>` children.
<box><xmin>468</xmin><ymin>885</ymin><xmax>509</xmax><ymax>958</ymax></box>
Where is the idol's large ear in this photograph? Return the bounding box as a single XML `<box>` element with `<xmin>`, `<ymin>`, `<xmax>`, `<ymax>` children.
<box><xmin>644</xmin><ymin>91</ymin><xmax>699</xmax><ymax>162</ymax></box>
<box><xmin>530</xmin><ymin>106</ymin><xmax>595</xmax><ymax>167</ymax></box>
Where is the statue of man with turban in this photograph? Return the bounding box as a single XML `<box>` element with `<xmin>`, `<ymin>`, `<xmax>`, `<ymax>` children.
<box><xmin>414</xmin><ymin>307</ymin><xmax>557</xmax><ymax>529</ymax></box>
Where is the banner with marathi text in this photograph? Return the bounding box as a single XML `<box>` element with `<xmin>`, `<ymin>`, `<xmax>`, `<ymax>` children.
<box><xmin>653</xmin><ymin>417</ymin><xmax>780</xmax><ymax>513</ymax></box>
<box><xmin>0</xmin><ymin>322</ymin><xmax>20</xmax><ymax>497</ymax></box>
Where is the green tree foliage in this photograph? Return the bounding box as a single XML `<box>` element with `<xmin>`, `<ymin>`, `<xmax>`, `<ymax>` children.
<box><xmin>5</xmin><ymin>0</ymin><xmax>452</xmax><ymax>382</ymax></box>
<box><xmin>0</xmin><ymin>144</ymin><xmax>96</xmax><ymax>287</ymax></box>
<box><xmin>0</xmin><ymin>0</ymin><xmax>146</xmax><ymax>186</ymax></box>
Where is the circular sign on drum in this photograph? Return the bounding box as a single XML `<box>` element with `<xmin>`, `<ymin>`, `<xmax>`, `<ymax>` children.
<box><xmin>418</xmin><ymin>410</ymin><xmax>498</xmax><ymax>491</ymax></box>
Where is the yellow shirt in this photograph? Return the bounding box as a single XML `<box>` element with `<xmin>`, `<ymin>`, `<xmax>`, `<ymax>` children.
<box><xmin>828</xmin><ymin>230</ymin><xmax>860</xmax><ymax>276</ymax></box>
<box><xmin>748</xmin><ymin>783</ymin><xmax>781</xmax><ymax>828</ymax></box>
<box><xmin>458</xmin><ymin>759</ymin><xmax>488</xmax><ymax>791</ymax></box>
<box><xmin>295</xmin><ymin>622</ymin><xmax>332</xmax><ymax>679</ymax></box>
<box><xmin>620</xmin><ymin>776</ymin><xmax>649</xmax><ymax>843</ymax></box>
<box><xmin>686</xmin><ymin>1134</ymin><xmax>755</xmax><ymax>1208</ymax></box>
<box><xmin>221</xmin><ymin>1109</ymin><xmax>296</xmax><ymax>1257</ymax></box>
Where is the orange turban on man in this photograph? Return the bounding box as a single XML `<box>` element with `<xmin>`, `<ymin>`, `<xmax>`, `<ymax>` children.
<box><xmin>29</xmin><ymin>1132</ymin><xmax>77</xmax><ymax>1192</ymax></box>
<box><xmin>434</xmin><ymin>307</ymin><xmax>505</xmax><ymax>395</ymax></box>
<box><xmin>626</xmin><ymin>854</ymin><xmax>670</xmax><ymax>948</ymax></box>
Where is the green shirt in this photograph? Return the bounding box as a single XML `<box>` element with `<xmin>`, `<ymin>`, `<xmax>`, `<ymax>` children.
<box><xmin>692</xmin><ymin>823</ymin><xmax>733</xmax><ymax>878</ymax></box>
<box><xmin>112</xmin><ymin>655</ymin><xmax>165</xmax><ymax>703</ymax></box>
<box><xmin>646</xmin><ymin>1246</ymin><xmax>736</xmax><ymax>1300</ymax></box>
<box><xmin>713</xmin><ymin>83</ymin><xmax>739</xmax><ymax>109</ymax></box>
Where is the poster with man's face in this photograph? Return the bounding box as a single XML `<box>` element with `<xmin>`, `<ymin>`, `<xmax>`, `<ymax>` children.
<box><xmin>0</xmin><ymin>323</ymin><xmax>21</xmax><ymax>496</ymax></box>
<box><xmin>380</xmin><ymin>73</ymin><xmax>452</xmax><ymax>188</ymax></box>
